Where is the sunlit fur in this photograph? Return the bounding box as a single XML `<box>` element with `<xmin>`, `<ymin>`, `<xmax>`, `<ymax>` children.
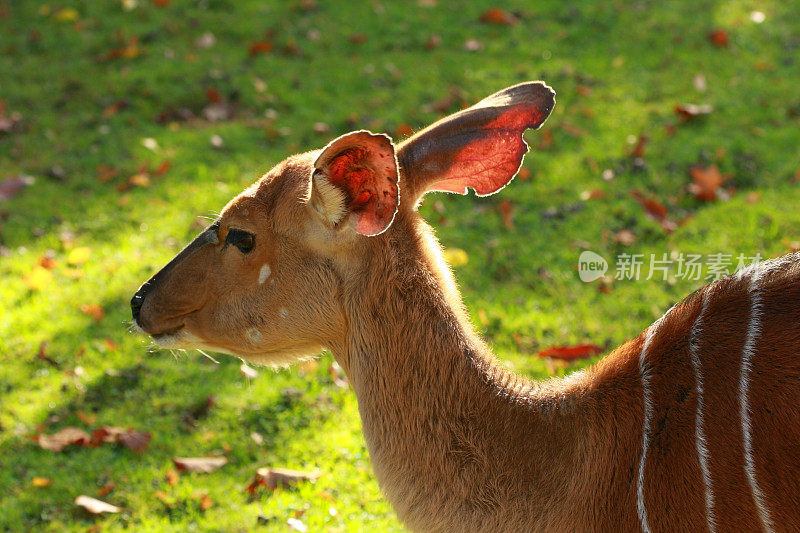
<box><xmin>135</xmin><ymin>83</ymin><xmax>800</xmax><ymax>531</ymax></box>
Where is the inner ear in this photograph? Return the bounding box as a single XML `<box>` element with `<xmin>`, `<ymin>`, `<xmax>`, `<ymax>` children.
<box><xmin>312</xmin><ymin>130</ymin><xmax>399</xmax><ymax>236</ymax></box>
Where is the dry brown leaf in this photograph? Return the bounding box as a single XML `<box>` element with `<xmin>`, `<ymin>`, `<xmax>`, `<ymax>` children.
<box><xmin>246</xmin><ymin>467</ymin><xmax>321</xmax><ymax>494</ymax></box>
<box><xmin>630</xmin><ymin>135</ymin><xmax>648</xmax><ymax>158</ymax></box>
<box><xmin>173</xmin><ymin>457</ymin><xmax>228</xmax><ymax>473</ymax></box>
<box><xmin>75</xmin><ymin>495</ymin><xmax>121</xmax><ymax>514</ymax></box>
<box><xmin>395</xmin><ymin>123</ymin><xmax>414</xmax><ymax>138</ymax></box>
<box><xmin>166</xmin><ymin>469</ymin><xmax>180</xmax><ymax>486</ymax></box>
<box><xmin>118</xmin><ymin>430</ymin><xmax>151</xmax><ymax>453</ymax></box>
<box><xmin>688</xmin><ymin>164</ymin><xmax>725</xmax><ymax>201</ymax></box>
<box><xmin>36</xmin><ymin>427</ymin><xmax>91</xmax><ymax>452</ymax></box>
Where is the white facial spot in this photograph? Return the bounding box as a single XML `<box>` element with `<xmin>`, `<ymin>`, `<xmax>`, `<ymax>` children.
<box><xmin>278</xmin><ymin>308</ymin><xmax>288</xmax><ymax>319</ymax></box>
<box><xmin>246</xmin><ymin>328</ymin><xmax>262</xmax><ymax>343</ymax></box>
<box><xmin>258</xmin><ymin>263</ymin><xmax>271</xmax><ymax>284</ymax></box>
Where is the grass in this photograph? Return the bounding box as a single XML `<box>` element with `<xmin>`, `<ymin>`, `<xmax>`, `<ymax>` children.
<box><xmin>2</xmin><ymin>0</ymin><xmax>799</xmax><ymax>530</ymax></box>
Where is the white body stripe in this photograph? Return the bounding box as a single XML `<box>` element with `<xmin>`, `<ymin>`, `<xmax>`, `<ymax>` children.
<box><xmin>689</xmin><ymin>290</ymin><xmax>716</xmax><ymax>533</ymax></box>
<box><xmin>637</xmin><ymin>308</ymin><xmax>673</xmax><ymax>533</ymax></box>
<box><xmin>739</xmin><ymin>268</ymin><xmax>776</xmax><ymax>532</ymax></box>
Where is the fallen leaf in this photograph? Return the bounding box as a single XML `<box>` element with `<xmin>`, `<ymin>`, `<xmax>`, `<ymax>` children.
<box><xmin>708</xmin><ymin>29</ymin><xmax>729</xmax><ymax>47</ymax></box>
<box><xmin>348</xmin><ymin>33</ymin><xmax>367</xmax><ymax>44</ymax></box>
<box><xmin>579</xmin><ymin>189</ymin><xmax>605</xmax><ymax>201</ymax></box>
<box><xmin>101</xmin><ymin>100</ymin><xmax>129</xmax><ymax>118</ymax></box>
<box><xmin>67</xmin><ymin>247</ymin><xmax>91</xmax><ymax>265</ymax></box>
<box><xmin>80</xmin><ymin>304</ymin><xmax>105</xmax><ymax>322</ymax></box>
<box><xmin>614</xmin><ymin>229</ymin><xmax>636</xmax><ymax>246</ymax></box>
<box><xmin>23</xmin><ymin>266</ymin><xmax>53</xmax><ymax>290</ymax></box>
<box><xmin>199</xmin><ymin>494</ymin><xmax>213</xmax><ymax>511</ymax></box>
<box><xmin>37</xmin><ymin>254</ymin><xmax>57</xmax><ymax>269</ymax></box>
<box><xmin>248</xmin><ymin>41</ymin><xmax>273</xmax><ymax>57</ymax></box>
<box><xmin>395</xmin><ymin>123</ymin><xmax>414</xmax><ymax>137</ymax></box>
<box><xmin>37</xmin><ymin>427</ymin><xmax>91</xmax><ymax>452</ymax></box>
<box><xmin>464</xmin><ymin>39</ymin><xmax>484</xmax><ymax>52</ymax></box>
<box><xmin>36</xmin><ymin>341</ymin><xmax>59</xmax><ymax>367</ymax></box>
<box><xmin>675</xmin><ymin>103</ymin><xmax>713</xmax><ymax>121</ymax></box>
<box><xmin>104</xmin><ymin>338</ymin><xmax>119</xmax><ymax>351</ymax></box>
<box><xmin>630</xmin><ymin>134</ymin><xmax>648</xmax><ymax>158</ymax></box>
<box><xmin>497</xmin><ymin>199</ymin><xmax>514</xmax><ymax>229</ymax></box>
<box><xmin>0</xmin><ymin>175</ymin><xmax>34</xmax><ymax>201</ymax></box>
<box><xmin>538</xmin><ymin>344</ymin><xmax>603</xmax><ymax>361</ymax></box>
<box><xmin>154</xmin><ymin>490</ymin><xmax>174</xmax><ymax>506</ymax></box>
<box><xmin>240</xmin><ymin>363</ymin><xmax>259</xmax><ymax>379</ymax></box>
<box><xmin>76</xmin><ymin>411</ymin><xmax>96</xmax><ymax>425</ymax></box>
<box><xmin>246</xmin><ymin>467</ymin><xmax>321</xmax><ymax>494</ymax></box>
<box><xmin>479</xmin><ymin>7</ymin><xmax>518</xmax><ymax>25</ymax></box>
<box><xmin>75</xmin><ymin>495</ymin><xmax>121</xmax><ymax>514</ymax></box>
<box><xmin>205</xmin><ymin>87</ymin><xmax>221</xmax><ymax>104</ymax></box>
<box><xmin>425</xmin><ymin>34</ymin><xmax>441</xmax><ymax>49</ymax></box>
<box><xmin>118</xmin><ymin>430</ymin><xmax>151</xmax><ymax>453</ymax></box>
<box><xmin>688</xmin><ymin>164</ymin><xmax>726</xmax><ymax>201</ymax></box>
<box><xmin>154</xmin><ymin>160</ymin><xmax>171</xmax><ymax>176</ymax></box>
<box><xmin>631</xmin><ymin>190</ymin><xmax>676</xmax><ymax>232</ymax></box>
<box><xmin>128</xmin><ymin>173</ymin><xmax>150</xmax><ymax>188</ymax></box>
<box><xmin>173</xmin><ymin>457</ymin><xmax>228</xmax><ymax>473</ymax></box>
<box><xmin>97</xmin><ymin>482</ymin><xmax>116</xmax><ymax>497</ymax></box>
<box><xmin>32</xmin><ymin>477</ymin><xmax>52</xmax><ymax>487</ymax></box>
<box><xmin>517</xmin><ymin>167</ymin><xmax>531</xmax><ymax>181</ymax></box>
<box><xmin>166</xmin><ymin>469</ymin><xmax>180</xmax><ymax>486</ymax></box>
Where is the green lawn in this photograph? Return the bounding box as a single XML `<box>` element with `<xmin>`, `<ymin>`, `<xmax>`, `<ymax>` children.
<box><xmin>2</xmin><ymin>1</ymin><xmax>799</xmax><ymax>530</ymax></box>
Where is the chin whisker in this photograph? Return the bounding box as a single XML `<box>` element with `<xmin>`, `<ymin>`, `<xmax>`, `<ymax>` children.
<box><xmin>197</xmin><ymin>349</ymin><xmax>220</xmax><ymax>364</ymax></box>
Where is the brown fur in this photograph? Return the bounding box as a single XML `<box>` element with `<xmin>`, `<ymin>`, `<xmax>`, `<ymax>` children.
<box><xmin>133</xmin><ymin>83</ymin><xmax>800</xmax><ymax>531</ymax></box>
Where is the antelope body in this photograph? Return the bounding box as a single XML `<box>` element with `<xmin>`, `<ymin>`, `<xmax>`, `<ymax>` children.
<box><xmin>132</xmin><ymin>82</ymin><xmax>800</xmax><ymax>531</ymax></box>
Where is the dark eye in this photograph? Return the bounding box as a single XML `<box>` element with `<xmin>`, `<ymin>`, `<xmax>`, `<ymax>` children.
<box><xmin>225</xmin><ymin>229</ymin><xmax>255</xmax><ymax>254</ymax></box>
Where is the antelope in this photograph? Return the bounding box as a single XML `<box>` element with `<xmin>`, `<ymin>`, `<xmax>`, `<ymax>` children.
<box><xmin>131</xmin><ymin>81</ymin><xmax>800</xmax><ymax>532</ymax></box>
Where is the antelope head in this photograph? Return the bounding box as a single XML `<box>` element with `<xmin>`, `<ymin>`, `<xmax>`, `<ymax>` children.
<box><xmin>131</xmin><ymin>82</ymin><xmax>555</xmax><ymax>368</ymax></box>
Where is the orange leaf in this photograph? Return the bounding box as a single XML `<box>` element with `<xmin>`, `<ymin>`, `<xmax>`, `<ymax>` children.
<box><xmin>37</xmin><ymin>255</ymin><xmax>57</xmax><ymax>269</ymax></box>
<box><xmin>479</xmin><ymin>7</ymin><xmax>518</xmax><ymax>25</ymax></box>
<box><xmin>537</xmin><ymin>344</ymin><xmax>603</xmax><ymax>361</ymax></box>
<box><xmin>630</xmin><ymin>190</ymin><xmax>675</xmax><ymax>232</ymax></box>
<box><xmin>76</xmin><ymin>411</ymin><xmax>97</xmax><ymax>425</ymax></box>
<box><xmin>80</xmin><ymin>304</ymin><xmax>105</xmax><ymax>322</ymax></box>
<box><xmin>709</xmin><ymin>29</ymin><xmax>729</xmax><ymax>47</ymax></box>
<box><xmin>689</xmin><ymin>164</ymin><xmax>725</xmax><ymax>201</ymax></box>
<box><xmin>630</xmin><ymin>134</ymin><xmax>648</xmax><ymax>158</ymax></box>
<box><xmin>166</xmin><ymin>469</ymin><xmax>180</xmax><ymax>486</ymax></box>
<box><xmin>248</xmin><ymin>41</ymin><xmax>273</xmax><ymax>57</ymax></box>
<box><xmin>32</xmin><ymin>477</ymin><xmax>52</xmax><ymax>487</ymax></box>
<box><xmin>199</xmin><ymin>494</ymin><xmax>213</xmax><ymax>511</ymax></box>
<box><xmin>154</xmin><ymin>160</ymin><xmax>171</xmax><ymax>176</ymax></box>
<box><xmin>97</xmin><ymin>482</ymin><xmax>116</xmax><ymax>497</ymax></box>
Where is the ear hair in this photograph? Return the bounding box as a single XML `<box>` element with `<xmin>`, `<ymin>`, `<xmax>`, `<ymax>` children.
<box><xmin>310</xmin><ymin>172</ymin><xmax>348</xmax><ymax>226</ymax></box>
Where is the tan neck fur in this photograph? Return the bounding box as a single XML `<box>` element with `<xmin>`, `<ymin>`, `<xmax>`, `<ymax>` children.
<box><xmin>328</xmin><ymin>211</ymin><xmax>643</xmax><ymax>531</ymax></box>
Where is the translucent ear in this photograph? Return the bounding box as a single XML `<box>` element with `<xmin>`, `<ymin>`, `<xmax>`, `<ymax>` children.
<box><xmin>310</xmin><ymin>130</ymin><xmax>399</xmax><ymax>236</ymax></box>
<box><xmin>397</xmin><ymin>82</ymin><xmax>555</xmax><ymax>202</ymax></box>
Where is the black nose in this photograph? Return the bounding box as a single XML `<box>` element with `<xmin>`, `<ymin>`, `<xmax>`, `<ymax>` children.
<box><xmin>130</xmin><ymin>291</ymin><xmax>146</xmax><ymax>323</ymax></box>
